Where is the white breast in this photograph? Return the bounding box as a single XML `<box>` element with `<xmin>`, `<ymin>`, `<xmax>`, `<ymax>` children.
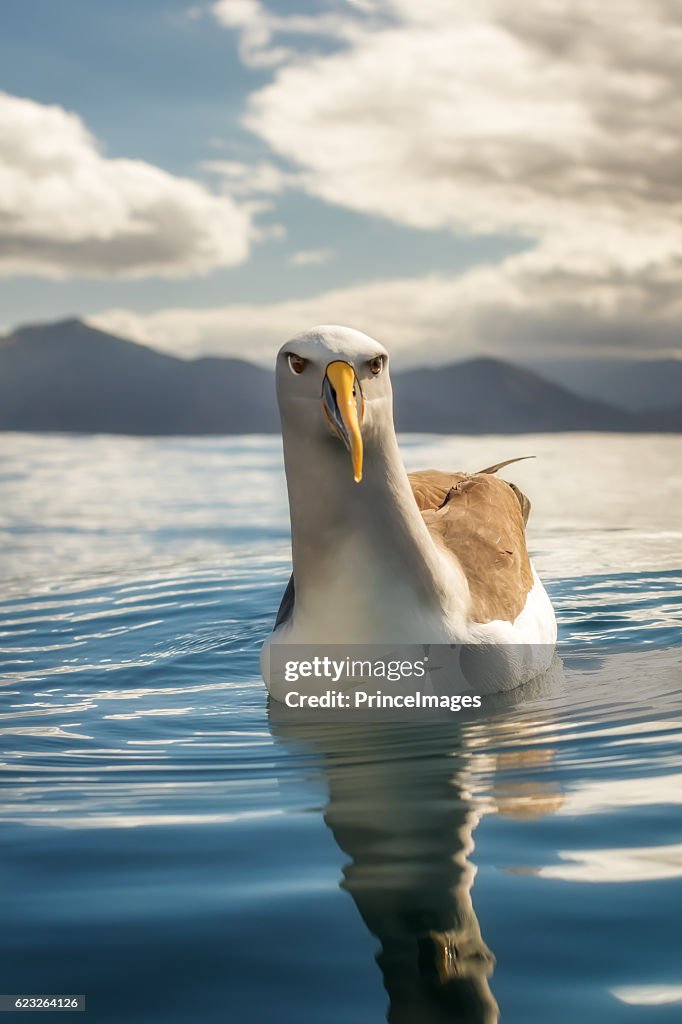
<box><xmin>281</xmin><ymin>535</ymin><xmax>469</xmax><ymax>645</ymax></box>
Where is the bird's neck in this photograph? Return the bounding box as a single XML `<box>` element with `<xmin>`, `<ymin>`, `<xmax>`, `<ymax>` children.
<box><xmin>282</xmin><ymin>429</ymin><xmax>464</xmax><ymax>638</ymax></box>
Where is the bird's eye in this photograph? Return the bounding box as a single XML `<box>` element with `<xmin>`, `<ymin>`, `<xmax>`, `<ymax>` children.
<box><xmin>368</xmin><ymin>355</ymin><xmax>384</xmax><ymax>376</ymax></box>
<box><xmin>287</xmin><ymin>353</ymin><xmax>308</xmax><ymax>375</ymax></box>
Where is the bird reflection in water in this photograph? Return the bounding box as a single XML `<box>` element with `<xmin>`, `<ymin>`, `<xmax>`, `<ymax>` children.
<box><xmin>268</xmin><ymin>677</ymin><xmax>563</xmax><ymax>1024</ymax></box>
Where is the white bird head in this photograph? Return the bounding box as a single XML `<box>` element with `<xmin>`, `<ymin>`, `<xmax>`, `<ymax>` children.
<box><xmin>275</xmin><ymin>325</ymin><xmax>392</xmax><ymax>483</ymax></box>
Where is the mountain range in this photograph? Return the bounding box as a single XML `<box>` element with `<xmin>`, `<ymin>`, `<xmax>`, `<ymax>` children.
<box><xmin>532</xmin><ymin>357</ymin><xmax>682</xmax><ymax>413</ymax></box>
<box><xmin>0</xmin><ymin>319</ymin><xmax>679</xmax><ymax>435</ymax></box>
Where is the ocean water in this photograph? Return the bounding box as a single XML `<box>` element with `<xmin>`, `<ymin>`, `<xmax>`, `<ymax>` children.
<box><xmin>1</xmin><ymin>432</ymin><xmax>681</xmax><ymax>1024</ymax></box>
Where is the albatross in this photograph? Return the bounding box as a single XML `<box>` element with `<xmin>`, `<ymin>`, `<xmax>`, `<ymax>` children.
<box><xmin>262</xmin><ymin>325</ymin><xmax>557</xmax><ymax>698</ymax></box>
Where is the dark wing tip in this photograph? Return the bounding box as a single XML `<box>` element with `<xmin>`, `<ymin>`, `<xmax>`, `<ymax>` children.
<box><xmin>508</xmin><ymin>482</ymin><xmax>532</xmax><ymax>525</ymax></box>
<box><xmin>274</xmin><ymin>573</ymin><xmax>295</xmax><ymax>629</ymax></box>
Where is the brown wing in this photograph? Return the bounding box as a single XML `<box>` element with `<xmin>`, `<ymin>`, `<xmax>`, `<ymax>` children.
<box><xmin>409</xmin><ymin>463</ymin><xmax>534</xmax><ymax>624</ymax></box>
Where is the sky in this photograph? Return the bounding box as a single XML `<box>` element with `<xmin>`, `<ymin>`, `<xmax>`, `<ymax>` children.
<box><xmin>1</xmin><ymin>0</ymin><xmax>680</xmax><ymax>365</ymax></box>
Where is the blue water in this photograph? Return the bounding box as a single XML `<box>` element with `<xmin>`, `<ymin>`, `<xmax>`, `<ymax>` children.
<box><xmin>1</xmin><ymin>433</ymin><xmax>681</xmax><ymax>1023</ymax></box>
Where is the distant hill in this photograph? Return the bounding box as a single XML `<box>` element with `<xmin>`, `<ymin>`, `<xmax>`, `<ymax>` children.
<box><xmin>0</xmin><ymin>318</ymin><xmax>678</xmax><ymax>434</ymax></box>
<box><xmin>392</xmin><ymin>357</ymin><xmax>638</xmax><ymax>433</ymax></box>
<box><xmin>0</xmin><ymin>319</ymin><xmax>279</xmax><ymax>434</ymax></box>
<box><xmin>532</xmin><ymin>357</ymin><xmax>682</xmax><ymax>413</ymax></box>
<box><xmin>639</xmin><ymin>402</ymin><xmax>682</xmax><ymax>432</ymax></box>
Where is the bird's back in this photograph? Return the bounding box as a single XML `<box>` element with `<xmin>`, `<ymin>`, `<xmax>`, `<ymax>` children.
<box><xmin>409</xmin><ymin>463</ymin><xmax>534</xmax><ymax>625</ymax></box>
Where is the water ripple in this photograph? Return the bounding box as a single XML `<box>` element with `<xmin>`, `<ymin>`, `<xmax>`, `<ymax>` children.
<box><xmin>1</xmin><ymin>434</ymin><xmax>681</xmax><ymax>1024</ymax></box>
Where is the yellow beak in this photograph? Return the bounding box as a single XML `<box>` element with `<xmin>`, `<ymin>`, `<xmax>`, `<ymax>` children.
<box><xmin>322</xmin><ymin>360</ymin><xmax>364</xmax><ymax>483</ymax></box>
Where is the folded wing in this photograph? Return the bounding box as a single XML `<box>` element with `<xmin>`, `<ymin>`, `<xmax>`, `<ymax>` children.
<box><xmin>409</xmin><ymin>459</ymin><xmax>534</xmax><ymax>624</ymax></box>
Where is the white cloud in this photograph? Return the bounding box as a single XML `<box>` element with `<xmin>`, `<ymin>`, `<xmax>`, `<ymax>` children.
<box><xmin>199</xmin><ymin>0</ymin><xmax>682</xmax><ymax>360</ymax></box>
<box><xmin>288</xmin><ymin>247</ymin><xmax>334</xmax><ymax>266</ymax></box>
<box><xmin>202</xmin><ymin>158</ymin><xmax>299</xmax><ymax>196</ymax></box>
<box><xmin>242</xmin><ymin>2</ymin><xmax>681</xmax><ymax>243</ymax></box>
<box><xmin>210</xmin><ymin>0</ymin><xmax>375</xmax><ymax>68</ymax></box>
<box><xmin>90</xmin><ymin>240</ymin><xmax>682</xmax><ymax>363</ymax></box>
<box><xmin>0</xmin><ymin>91</ymin><xmax>252</xmax><ymax>279</ymax></box>
<box><xmin>90</xmin><ymin>274</ymin><xmax>439</xmax><ymax>359</ymax></box>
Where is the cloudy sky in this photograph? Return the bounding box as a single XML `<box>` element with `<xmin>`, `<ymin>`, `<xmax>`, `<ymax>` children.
<box><xmin>1</xmin><ymin>0</ymin><xmax>680</xmax><ymax>364</ymax></box>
